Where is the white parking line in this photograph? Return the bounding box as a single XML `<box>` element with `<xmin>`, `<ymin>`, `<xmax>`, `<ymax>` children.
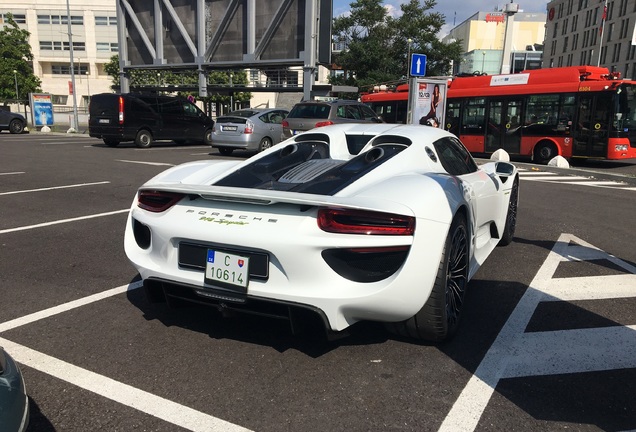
<box><xmin>0</xmin><ymin>209</ymin><xmax>129</xmax><ymax>235</ymax></box>
<box><xmin>0</xmin><ymin>171</ymin><xmax>25</xmax><ymax>176</ymax></box>
<box><xmin>0</xmin><ymin>282</ymin><xmax>251</xmax><ymax>432</ymax></box>
<box><xmin>0</xmin><ymin>282</ymin><xmax>142</xmax><ymax>333</ymax></box>
<box><xmin>440</xmin><ymin>234</ymin><xmax>636</xmax><ymax>431</ymax></box>
<box><xmin>0</xmin><ymin>181</ymin><xmax>110</xmax><ymax>196</ymax></box>
<box><xmin>117</xmin><ymin>160</ymin><xmax>176</xmax><ymax>167</ymax></box>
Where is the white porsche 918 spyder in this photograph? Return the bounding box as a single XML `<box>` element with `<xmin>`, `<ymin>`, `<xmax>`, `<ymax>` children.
<box><xmin>124</xmin><ymin>123</ymin><xmax>519</xmax><ymax>342</ymax></box>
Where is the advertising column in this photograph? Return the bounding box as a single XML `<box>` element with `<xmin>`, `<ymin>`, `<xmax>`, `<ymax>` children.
<box><xmin>407</xmin><ymin>78</ymin><xmax>448</xmax><ymax>129</ymax></box>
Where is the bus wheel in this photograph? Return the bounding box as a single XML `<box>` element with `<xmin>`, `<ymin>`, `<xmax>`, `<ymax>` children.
<box><xmin>534</xmin><ymin>141</ymin><xmax>557</xmax><ymax>164</ymax></box>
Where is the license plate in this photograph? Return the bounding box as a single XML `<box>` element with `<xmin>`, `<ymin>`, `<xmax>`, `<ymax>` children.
<box><xmin>204</xmin><ymin>250</ymin><xmax>249</xmax><ymax>292</ymax></box>
<box><xmin>222</xmin><ymin>126</ymin><xmax>237</xmax><ymax>131</ymax></box>
<box><xmin>99</xmin><ymin>119</ymin><xmax>110</xmax><ymax>124</ymax></box>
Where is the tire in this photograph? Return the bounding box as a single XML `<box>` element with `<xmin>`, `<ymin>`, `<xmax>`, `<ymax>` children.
<box><xmin>386</xmin><ymin>215</ymin><xmax>469</xmax><ymax>342</ymax></box>
<box><xmin>498</xmin><ymin>176</ymin><xmax>519</xmax><ymax>246</ymax></box>
<box><xmin>533</xmin><ymin>141</ymin><xmax>557</xmax><ymax>164</ymax></box>
<box><xmin>103</xmin><ymin>139</ymin><xmax>119</xmax><ymax>147</ymax></box>
<box><xmin>203</xmin><ymin>128</ymin><xmax>213</xmax><ymax>146</ymax></box>
<box><xmin>9</xmin><ymin>119</ymin><xmax>24</xmax><ymax>134</ymax></box>
<box><xmin>218</xmin><ymin>147</ymin><xmax>234</xmax><ymax>156</ymax></box>
<box><xmin>258</xmin><ymin>137</ymin><xmax>273</xmax><ymax>152</ymax></box>
<box><xmin>135</xmin><ymin>129</ymin><xmax>153</xmax><ymax>148</ymax></box>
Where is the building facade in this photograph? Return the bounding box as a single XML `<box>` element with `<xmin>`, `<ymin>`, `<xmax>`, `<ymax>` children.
<box><xmin>544</xmin><ymin>0</ymin><xmax>636</xmax><ymax>79</ymax></box>
<box><xmin>2</xmin><ymin>1</ymin><xmax>118</xmax><ymax>111</ymax></box>
<box><xmin>443</xmin><ymin>10</ymin><xmax>546</xmax><ymax>75</ymax></box>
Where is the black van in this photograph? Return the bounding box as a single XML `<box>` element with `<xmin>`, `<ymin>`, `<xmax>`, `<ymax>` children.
<box><xmin>88</xmin><ymin>93</ymin><xmax>214</xmax><ymax>148</ymax></box>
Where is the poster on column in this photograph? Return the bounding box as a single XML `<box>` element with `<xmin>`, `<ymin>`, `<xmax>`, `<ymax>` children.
<box><xmin>30</xmin><ymin>93</ymin><xmax>54</xmax><ymax>126</ymax></box>
<box><xmin>407</xmin><ymin>78</ymin><xmax>447</xmax><ymax>128</ymax></box>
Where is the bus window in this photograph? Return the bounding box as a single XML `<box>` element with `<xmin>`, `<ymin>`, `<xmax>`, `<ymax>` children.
<box><xmin>461</xmin><ymin>98</ymin><xmax>486</xmax><ymax>135</ymax></box>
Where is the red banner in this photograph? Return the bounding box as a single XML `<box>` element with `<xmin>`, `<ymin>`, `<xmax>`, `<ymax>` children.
<box><xmin>68</xmin><ymin>80</ymin><xmax>74</xmax><ymax>95</ymax></box>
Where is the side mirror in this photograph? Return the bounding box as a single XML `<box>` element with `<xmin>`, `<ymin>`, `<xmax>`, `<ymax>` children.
<box><xmin>495</xmin><ymin>161</ymin><xmax>515</xmax><ymax>176</ymax></box>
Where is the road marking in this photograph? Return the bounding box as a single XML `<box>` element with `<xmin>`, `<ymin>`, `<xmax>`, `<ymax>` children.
<box><xmin>440</xmin><ymin>234</ymin><xmax>636</xmax><ymax>431</ymax></box>
<box><xmin>117</xmin><ymin>160</ymin><xmax>176</xmax><ymax>166</ymax></box>
<box><xmin>0</xmin><ymin>209</ymin><xmax>129</xmax><ymax>235</ymax></box>
<box><xmin>0</xmin><ymin>280</ymin><xmax>251</xmax><ymax>432</ymax></box>
<box><xmin>0</xmin><ymin>282</ymin><xmax>143</xmax><ymax>333</ymax></box>
<box><xmin>0</xmin><ymin>171</ymin><xmax>25</xmax><ymax>176</ymax></box>
<box><xmin>0</xmin><ymin>181</ymin><xmax>110</xmax><ymax>196</ymax></box>
<box><xmin>519</xmin><ymin>171</ymin><xmax>633</xmax><ymax>191</ymax></box>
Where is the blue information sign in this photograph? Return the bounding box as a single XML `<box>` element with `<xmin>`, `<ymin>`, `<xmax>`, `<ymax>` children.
<box><xmin>410</xmin><ymin>53</ymin><xmax>427</xmax><ymax>77</ymax></box>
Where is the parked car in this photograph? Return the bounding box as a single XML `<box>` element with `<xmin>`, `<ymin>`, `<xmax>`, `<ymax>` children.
<box><xmin>281</xmin><ymin>99</ymin><xmax>382</xmax><ymax>139</ymax></box>
<box><xmin>0</xmin><ymin>110</ymin><xmax>26</xmax><ymax>134</ymax></box>
<box><xmin>124</xmin><ymin>123</ymin><xmax>519</xmax><ymax>342</ymax></box>
<box><xmin>212</xmin><ymin>108</ymin><xmax>289</xmax><ymax>156</ymax></box>
<box><xmin>0</xmin><ymin>346</ymin><xmax>29</xmax><ymax>432</ymax></box>
<box><xmin>88</xmin><ymin>93</ymin><xmax>215</xmax><ymax>148</ymax></box>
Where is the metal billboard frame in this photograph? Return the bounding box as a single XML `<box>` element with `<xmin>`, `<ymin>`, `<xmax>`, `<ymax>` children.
<box><xmin>116</xmin><ymin>0</ymin><xmax>332</xmax><ymax>99</ymax></box>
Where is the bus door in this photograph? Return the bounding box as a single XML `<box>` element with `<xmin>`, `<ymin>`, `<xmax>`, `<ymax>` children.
<box><xmin>485</xmin><ymin>98</ymin><xmax>523</xmax><ymax>154</ymax></box>
<box><xmin>574</xmin><ymin>93</ymin><xmax>610</xmax><ymax>158</ymax></box>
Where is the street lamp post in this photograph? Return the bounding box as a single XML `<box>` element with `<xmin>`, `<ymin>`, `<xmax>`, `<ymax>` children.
<box><xmin>407</xmin><ymin>38</ymin><xmax>413</xmax><ymax>78</ymax></box>
<box><xmin>85</xmin><ymin>70</ymin><xmax>90</xmax><ymax>103</ymax></box>
<box><xmin>13</xmin><ymin>69</ymin><xmax>19</xmax><ymax>103</ymax></box>
<box><xmin>66</xmin><ymin>0</ymin><xmax>79</xmax><ymax>132</ymax></box>
<box><xmin>482</xmin><ymin>51</ymin><xmax>486</xmax><ymax>74</ymax></box>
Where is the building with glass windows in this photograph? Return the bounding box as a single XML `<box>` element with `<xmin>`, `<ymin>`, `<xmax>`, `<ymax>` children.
<box><xmin>544</xmin><ymin>0</ymin><xmax>636</xmax><ymax>80</ymax></box>
<box><xmin>1</xmin><ymin>2</ymin><xmax>118</xmax><ymax>111</ymax></box>
<box><xmin>442</xmin><ymin>10</ymin><xmax>546</xmax><ymax>76</ymax></box>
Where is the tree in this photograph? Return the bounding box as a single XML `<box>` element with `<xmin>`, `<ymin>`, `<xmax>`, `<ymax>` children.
<box><xmin>0</xmin><ymin>13</ymin><xmax>42</xmax><ymax>103</ymax></box>
<box><xmin>331</xmin><ymin>0</ymin><xmax>463</xmax><ymax>92</ymax></box>
<box><xmin>104</xmin><ymin>55</ymin><xmax>251</xmax><ymax>109</ymax></box>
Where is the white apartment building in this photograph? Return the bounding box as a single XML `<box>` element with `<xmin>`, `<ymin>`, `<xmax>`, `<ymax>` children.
<box><xmin>2</xmin><ymin>1</ymin><xmax>118</xmax><ymax>111</ymax></box>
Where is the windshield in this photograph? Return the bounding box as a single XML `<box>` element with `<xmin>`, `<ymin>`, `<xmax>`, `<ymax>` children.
<box><xmin>616</xmin><ymin>83</ymin><xmax>636</xmax><ymax>146</ymax></box>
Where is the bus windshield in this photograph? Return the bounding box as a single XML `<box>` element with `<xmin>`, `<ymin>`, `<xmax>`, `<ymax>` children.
<box><xmin>617</xmin><ymin>84</ymin><xmax>636</xmax><ymax>147</ymax></box>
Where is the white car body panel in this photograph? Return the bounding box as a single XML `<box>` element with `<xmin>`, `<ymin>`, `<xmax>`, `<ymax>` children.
<box><xmin>124</xmin><ymin>123</ymin><xmax>518</xmax><ymax>334</ymax></box>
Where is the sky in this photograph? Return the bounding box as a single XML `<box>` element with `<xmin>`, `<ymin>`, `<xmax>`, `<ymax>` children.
<box><xmin>332</xmin><ymin>0</ymin><xmax>551</xmax><ymax>37</ymax></box>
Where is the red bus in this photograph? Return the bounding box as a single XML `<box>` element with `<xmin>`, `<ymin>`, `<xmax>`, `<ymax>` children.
<box><xmin>361</xmin><ymin>66</ymin><xmax>636</xmax><ymax>163</ymax></box>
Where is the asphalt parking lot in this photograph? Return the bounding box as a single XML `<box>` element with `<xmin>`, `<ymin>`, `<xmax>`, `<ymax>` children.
<box><xmin>1</xmin><ymin>131</ymin><xmax>635</xmax><ymax>432</ymax></box>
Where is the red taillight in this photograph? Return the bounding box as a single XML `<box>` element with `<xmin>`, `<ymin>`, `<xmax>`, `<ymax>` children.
<box><xmin>138</xmin><ymin>191</ymin><xmax>185</xmax><ymax>212</ymax></box>
<box><xmin>315</xmin><ymin>120</ymin><xmax>334</xmax><ymax>128</ymax></box>
<box><xmin>317</xmin><ymin>208</ymin><xmax>415</xmax><ymax>235</ymax></box>
<box><xmin>282</xmin><ymin>120</ymin><xmax>289</xmax><ymax>128</ymax></box>
<box><xmin>244</xmin><ymin>120</ymin><xmax>254</xmax><ymax>134</ymax></box>
<box><xmin>118</xmin><ymin>96</ymin><xmax>124</xmax><ymax>125</ymax></box>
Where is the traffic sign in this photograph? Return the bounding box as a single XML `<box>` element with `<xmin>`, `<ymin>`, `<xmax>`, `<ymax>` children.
<box><xmin>410</xmin><ymin>53</ymin><xmax>427</xmax><ymax>77</ymax></box>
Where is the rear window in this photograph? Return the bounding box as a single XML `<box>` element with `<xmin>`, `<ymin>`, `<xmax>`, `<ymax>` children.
<box><xmin>288</xmin><ymin>104</ymin><xmax>330</xmax><ymax>119</ymax></box>
<box><xmin>89</xmin><ymin>95</ymin><xmax>118</xmax><ymax>115</ymax></box>
<box><xmin>217</xmin><ymin>116</ymin><xmax>248</xmax><ymax>124</ymax></box>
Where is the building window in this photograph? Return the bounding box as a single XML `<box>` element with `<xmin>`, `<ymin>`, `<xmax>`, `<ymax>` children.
<box><xmin>563</xmin><ymin>36</ymin><xmax>569</xmax><ymax>52</ymax></box>
<box><xmin>52</xmin><ymin>64</ymin><xmax>89</xmax><ymax>75</ymax></box>
<box><xmin>37</xmin><ymin>14</ymin><xmax>83</xmax><ymax>26</ymax></box>
<box><xmin>562</xmin><ymin>18</ymin><xmax>569</xmax><ymax>35</ymax></box>
<box><xmin>553</xmin><ymin>22</ymin><xmax>559</xmax><ymax>38</ymax></box>
<box><xmin>50</xmin><ymin>95</ymin><xmax>68</xmax><ymax>105</ymax></box>
<box><xmin>572</xmin><ymin>15</ymin><xmax>578</xmax><ymax>32</ymax></box>
<box><xmin>95</xmin><ymin>16</ymin><xmax>117</xmax><ymax>26</ymax></box>
<box><xmin>607</xmin><ymin>22</ymin><xmax>614</xmax><ymax>42</ymax></box>
<box><xmin>96</xmin><ymin>42</ymin><xmax>118</xmax><ymax>52</ymax></box>
<box><xmin>1</xmin><ymin>13</ymin><xmax>26</xmax><ymax>24</ymax></box>
<box><xmin>41</xmin><ymin>41</ymin><xmax>86</xmax><ymax>52</ymax></box>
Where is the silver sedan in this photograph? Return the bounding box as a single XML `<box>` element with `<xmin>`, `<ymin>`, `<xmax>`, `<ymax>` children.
<box><xmin>211</xmin><ymin>108</ymin><xmax>289</xmax><ymax>156</ymax></box>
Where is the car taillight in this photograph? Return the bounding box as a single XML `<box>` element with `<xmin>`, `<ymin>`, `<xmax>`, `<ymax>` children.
<box><xmin>282</xmin><ymin>120</ymin><xmax>289</xmax><ymax>128</ymax></box>
<box><xmin>317</xmin><ymin>208</ymin><xmax>415</xmax><ymax>235</ymax></box>
<box><xmin>118</xmin><ymin>96</ymin><xmax>124</xmax><ymax>124</ymax></box>
<box><xmin>315</xmin><ymin>120</ymin><xmax>334</xmax><ymax>128</ymax></box>
<box><xmin>244</xmin><ymin>119</ymin><xmax>254</xmax><ymax>134</ymax></box>
<box><xmin>138</xmin><ymin>191</ymin><xmax>185</xmax><ymax>212</ymax></box>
